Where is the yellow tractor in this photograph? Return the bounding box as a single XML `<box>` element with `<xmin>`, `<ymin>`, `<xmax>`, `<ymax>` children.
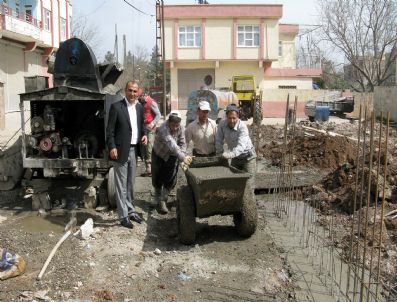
<box><xmin>231</xmin><ymin>75</ymin><xmax>262</xmax><ymax>124</ymax></box>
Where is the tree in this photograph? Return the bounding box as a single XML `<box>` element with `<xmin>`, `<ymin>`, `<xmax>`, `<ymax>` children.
<box><xmin>114</xmin><ymin>47</ymin><xmax>151</xmax><ymax>89</ymax></box>
<box><xmin>321</xmin><ymin>59</ymin><xmax>349</xmax><ymax>90</ymax></box>
<box><xmin>103</xmin><ymin>51</ymin><xmax>116</xmax><ymax>64</ymax></box>
<box><xmin>318</xmin><ymin>0</ymin><xmax>397</xmax><ymax>91</ymax></box>
<box><xmin>71</xmin><ymin>11</ymin><xmax>102</xmax><ymax>56</ymax></box>
<box><xmin>147</xmin><ymin>46</ymin><xmax>170</xmax><ymax>90</ymax></box>
<box><xmin>297</xmin><ymin>27</ymin><xmax>348</xmax><ymax>89</ymax></box>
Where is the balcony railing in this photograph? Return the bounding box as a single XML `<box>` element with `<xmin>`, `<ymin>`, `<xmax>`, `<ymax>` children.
<box><xmin>0</xmin><ymin>4</ymin><xmax>41</xmax><ymax>28</ymax></box>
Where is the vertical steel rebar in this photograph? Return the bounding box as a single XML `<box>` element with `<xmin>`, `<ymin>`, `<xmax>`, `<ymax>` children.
<box><xmin>353</xmin><ymin>105</ymin><xmax>369</xmax><ymax>301</ymax></box>
<box><xmin>367</xmin><ymin>111</ymin><xmax>384</xmax><ymax>302</ymax></box>
<box><xmin>375</xmin><ymin>112</ymin><xmax>389</xmax><ymax>301</ymax></box>
<box><xmin>346</xmin><ymin>104</ymin><xmax>363</xmax><ymax>299</ymax></box>
<box><xmin>359</xmin><ymin>111</ymin><xmax>375</xmax><ymax>302</ymax></box>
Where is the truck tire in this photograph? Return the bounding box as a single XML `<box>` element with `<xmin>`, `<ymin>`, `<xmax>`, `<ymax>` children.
<box><xmin>177</xmin><ymin>185</ymin><xmax>196</xmax><ymax>245</ymax></box>
<box><xmin>234</xmin><ymin>186</ymin><xmax>258</xmax><ymax>237</ymax></box>
<box><xmin>107</xmin><ymin>167</ymin><xmax>117</xmax><ymax>208</ymax></box>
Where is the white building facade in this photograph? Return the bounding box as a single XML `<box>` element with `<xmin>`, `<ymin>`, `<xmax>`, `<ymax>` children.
<box><xmin>163</xmin><ymin>4</ymin><xmax>322</xmax><ymax>113</ymax></box>
<box><xmin>0</xmin><ymin>0</ymin><xmax>72</xmax><ymax>129</ymax></box>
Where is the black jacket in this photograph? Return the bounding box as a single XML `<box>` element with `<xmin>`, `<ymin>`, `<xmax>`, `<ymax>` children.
<box><xmin>106</xmin><ymin>99</ymin><xmax>146</xmax><ymax>164</ymax></box>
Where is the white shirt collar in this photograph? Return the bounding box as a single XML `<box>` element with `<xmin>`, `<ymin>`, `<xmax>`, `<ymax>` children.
<box><xmin>125</xmin><ymin>97</ymin><xmax>137</xmax><ymax>106</ymax></box>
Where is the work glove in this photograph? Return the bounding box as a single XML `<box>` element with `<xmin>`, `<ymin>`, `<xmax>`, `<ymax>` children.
<box><xmin>183</xmin><ymin>155</ymin><xmax>193</xmax><ymax>165</ymax></box>
<box><xmin>181</xmin><ymin>162</ymin><xmax>189</xmax><ymax>171</ymax></box>
<box><xmin>222</xmin><ymin>151</ymin><xmax>233</xmax><ymax>160</ymax></box>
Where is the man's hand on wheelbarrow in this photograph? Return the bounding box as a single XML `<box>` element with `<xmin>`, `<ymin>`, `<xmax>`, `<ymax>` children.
<box><xmin>181</xmin><ymin>155</ymin><xmax>194</xmax><ymax>171</ymax></box>
<box><xmin>222</xmin><ymin>151</ymin><xmax>233</xmax><ymax>160</ymax></box>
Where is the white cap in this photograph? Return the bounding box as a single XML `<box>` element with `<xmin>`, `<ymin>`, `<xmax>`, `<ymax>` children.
<box><xmin>198</xmin><ymin>100</ymin><xmax>211</xmax><ymax>111</ymax></box>
<box><xmin>169</xmin><ymin>110</ymin><xmax>182</xmax><ymax>119</ymax></box>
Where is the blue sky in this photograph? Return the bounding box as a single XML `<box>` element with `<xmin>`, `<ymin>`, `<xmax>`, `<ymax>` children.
<box><xmin>72</xmin><ymin>0</ymin><xmax>318</xmax><ymax>60</ymax></box>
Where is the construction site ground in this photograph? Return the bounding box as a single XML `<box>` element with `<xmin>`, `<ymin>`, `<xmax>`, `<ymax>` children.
<box><xmin>0</xmin><ymin>116</ymin><xmax>396</xmax><ymax>301</ymax></box>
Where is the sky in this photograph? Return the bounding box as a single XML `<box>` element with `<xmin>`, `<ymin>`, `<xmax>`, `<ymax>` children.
<box><xmin>71</xmin><ymin>0</ymin><xmax>319</xmax><ymax>61</ymax></box>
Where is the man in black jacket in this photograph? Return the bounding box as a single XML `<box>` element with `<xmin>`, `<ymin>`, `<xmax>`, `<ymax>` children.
<box><xmin>106</xmin><ymin>80</ymin><xmax>147</xmax><ymax>229</ymax></box>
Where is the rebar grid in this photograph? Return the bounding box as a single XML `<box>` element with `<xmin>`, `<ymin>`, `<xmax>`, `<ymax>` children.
<box><xmin>267</xmin><ymin>98</ymin><xmax>394</xmax><ymax>301</ymax></box>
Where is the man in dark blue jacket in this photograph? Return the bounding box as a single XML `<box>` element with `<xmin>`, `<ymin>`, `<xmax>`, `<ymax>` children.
<box><xmin>106</xmin><ymin>80</ymin><xmax>147</xmax><ymax>229</ymax></box>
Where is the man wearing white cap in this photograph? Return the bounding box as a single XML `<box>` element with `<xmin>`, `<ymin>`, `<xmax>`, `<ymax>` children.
<box><xmin>151</xmin><ymin>110</ymin><xmax>193</xmax><ymax>214</ymax></box>
<box><xmin>185</xmin><ymin>100</ymin><xmax>217</xmax><ymax>157</ymax></box>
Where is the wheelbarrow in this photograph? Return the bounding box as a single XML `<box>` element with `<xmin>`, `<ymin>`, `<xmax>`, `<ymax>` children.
<box><xmin>177</xmin><ymin>156</ymin><xmax>258</xmax><ymax>244</ymax></box>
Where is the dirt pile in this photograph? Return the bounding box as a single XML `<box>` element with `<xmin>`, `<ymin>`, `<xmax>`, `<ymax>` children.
<box><xmin>258</xmin><ymin>133</ymin><xmax>357</xmax><ymax>170</ymax></box>
<box><xmin>305</xmin><ymin>162</ymin><xmax>395</xmax><ymax>213</ymax></box>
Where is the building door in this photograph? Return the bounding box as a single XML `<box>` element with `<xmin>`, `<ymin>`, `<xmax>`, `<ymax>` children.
<box><xmin>177</xmin><ymin>69</ymin><xmax>215</xmax><ymax>109</ymax></box>
<box><xmin>0</xmin><ymin>82</ymin><xmax>4</xmax><ymax>130</ymax></box>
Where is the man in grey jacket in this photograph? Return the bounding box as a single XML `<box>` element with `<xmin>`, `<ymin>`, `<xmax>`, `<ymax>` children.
<box><xmin>215</xmin><ymin>104</ymin><xmax>256</xmax><ymax>188</ymax></box>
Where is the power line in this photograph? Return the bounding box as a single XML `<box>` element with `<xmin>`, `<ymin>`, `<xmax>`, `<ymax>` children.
<box><xmin>80</xmin><ymin>0</ymin><xmax>107</xmax><ymax>17</ymax></box>
<box><xmin>123</xmin><ymin>0</ymin><xmax>155</xmax><ymax>17</ymax></box>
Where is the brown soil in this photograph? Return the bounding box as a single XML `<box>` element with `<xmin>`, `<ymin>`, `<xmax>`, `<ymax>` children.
<box><xmin>0</xmin><ymin>179</ymin><xmax>295</xmax><ymax>302</ymax></box>
<box><xmin>258</xmin><ymin>132</ymin><xmax>357</xmax><ymax>170</ymax></box>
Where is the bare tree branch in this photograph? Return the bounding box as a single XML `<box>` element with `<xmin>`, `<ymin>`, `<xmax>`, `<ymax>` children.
<box><xmin>70</xmin><ymin>11</ymin><xmax>103</xmax><ymax>57</ymax></box>
<box><xmin>318</xmin><ymin>0</ymin><xmax>397</xmax><ymax>91</ymax></box>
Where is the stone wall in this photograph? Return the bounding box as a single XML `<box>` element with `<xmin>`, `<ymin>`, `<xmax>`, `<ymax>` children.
<box><xmin>373</xmin><ymin>86</ymin><xmax>397</xmax><ymax>121</ymax></box>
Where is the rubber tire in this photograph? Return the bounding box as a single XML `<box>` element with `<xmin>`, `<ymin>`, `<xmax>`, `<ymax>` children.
<box><xmin>177</xmin><ymin>185</ymin><xmax>196</xmax><ymax>245</ymax></box>
<box><xmin>234</xmin><ymin>186</ymin><xmax>258</xmax><ymax>237</ymax></box>
<box><xmin>253</xmin><ymin>95</ymin><xmax>262</xmax><ymax>125</ymax></box>
<box><xmin>107</xmin><ymin>167</ymin><xmax>117</xmax><ymax>208</ymax></box>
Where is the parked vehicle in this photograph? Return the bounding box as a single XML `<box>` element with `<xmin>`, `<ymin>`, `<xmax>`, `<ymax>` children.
<box><xmin>305</xmin><ymin>91</ymin><xmax>354</xmax><ymax>122</ymax></box>
<box><xmin>231</xmin><ymin>75</ymin><xmax>262</xmax><ymax>123</ymax></box>
<box><xmin>185</xmin><ymin>88</ymin><xmax>238</xmax><ymax>126</ymax></box>
<box><xmin>19</xmin><ymin>37</ymin><xmax>123</xmax><ymax>208</ymax></box>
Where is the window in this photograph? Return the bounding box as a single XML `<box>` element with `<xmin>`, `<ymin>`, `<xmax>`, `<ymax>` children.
<box><xmin>44</xmin><ymin>8</ymin><xmax>51</xmax><ymax>31</ymax></box>
<box><xmin>278</xmin><ymin>85</ymin><xmax>297</xmax><ymax>89</ymax></box>
<box><xmin>15</xmin><ymin>3</ymin><xmax>19</xmax><ymax>16</ymax></box>
<box><xmin>278</xmin><ymin>41</ymin><xmax>283</xmax><ymax>57</ymax></box>
<box><xmin>25</xmin><ymin>5</ymin><xmax>32</xmax><ymax>22</ymax></box>
<box><xmin>179</xmin><ymin>26</ymin><xmax>201</xmax><ymax>48</ymax></box>
<box><xmin>237</xmin><ymin>25</ymin><xmax>260</xmax><ymax>47</ymax></box>
<box><xmin>60</xmin><ymin>17</ymin><xmax>66</xmax><ymax>40</ymax></box>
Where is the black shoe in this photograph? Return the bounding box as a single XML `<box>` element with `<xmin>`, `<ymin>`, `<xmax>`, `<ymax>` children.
<box><xmin>120</xmin><ymin>217</ymin><xmax>134</xmax><ymax>229</ymax></box>
<box><xmin>129</xmin><ymin>212</ymin><xmax>143</xmax><ymax>224</ymax></box>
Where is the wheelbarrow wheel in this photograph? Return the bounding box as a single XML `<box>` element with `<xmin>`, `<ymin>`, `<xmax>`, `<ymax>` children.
<box><xmin>177</xmin><ymin>185</ymin><xmax>196</xmax><ymax>245</ymax></box>
<box><xmin>107</xmin><ymin>167</ymin><xmax>117</xmax><ymax>208</ymax></box>
<box><xmin>234</xmin><ymin>186</ymin><xmax>258</xmax><ymax>237</ymax></box>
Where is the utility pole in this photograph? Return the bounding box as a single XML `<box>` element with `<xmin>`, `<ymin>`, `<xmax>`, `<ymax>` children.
<box><xmin>123</xmin><ymin>34</ymin><xmax>126</xmax><ymax>67</ymax></box>
<box><xmin>156</xmin><ymin>0</ymin><xmax>167</xmax><ymax>117</ymax></box>
<box><xmin>114</xmin><ymin>24</ymin><xmax>119</xmax><ymax>64</ymax></box>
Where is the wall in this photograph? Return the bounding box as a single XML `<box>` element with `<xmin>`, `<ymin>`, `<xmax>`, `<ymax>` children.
<box><xmin>273</xmin><ymin>32</ymin><xmax>296</xmax><ymax>68</ymax></box>
<box><xmin>205</xmin><ymin>19</ymin><xmax>233</xmax><ymax>60</ymax></box>
<box><xmin>260</xmin><ymin>89</ymin><xmax>323</xmax><ymax>117</ymax></box>
<box><xmin>0</xmin><ymin>82</ymin><xmax>4</xmax><ymax>130</ymax></box>
<box><xmin>164</xmin><ymin>20</ymin><xmax>174</xmax><ymax>61</ymax></box>
<box><xmin>170</xmin><ymin>61</ymin><xmax>216</xmax><ymax>109</ymax></box>
<box><xmin>0</xmin><ymin>40</ymin><xmax>46</xmax><ymax>112</ymax></box>
<box><xmin>215</xmin><ymin>61</ymin><xmax>263</xmax><ymax>89</ymax></box>
<box><xmin>264</xmin><ymin>19</ymin><xmax>278</xmax><ymax>60</ymax></box>
<box><xmin>373</xmin><ymin>86</ymin><xmax>397</xmax><ymax>121</ymax></box>
<box><xmin>262</xmin><ymin>77</ymin><xmax>313</xmax><ymax>89</ymax></box>
<box><xmin>165</xmin><ymin>16</ymin><xmax>280</xmax><ymax>62</ymax></box>
<box><xmin>350</xmin><ymin>92</ymin><xmax>374</xmax><ymax>118</ymax></box>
